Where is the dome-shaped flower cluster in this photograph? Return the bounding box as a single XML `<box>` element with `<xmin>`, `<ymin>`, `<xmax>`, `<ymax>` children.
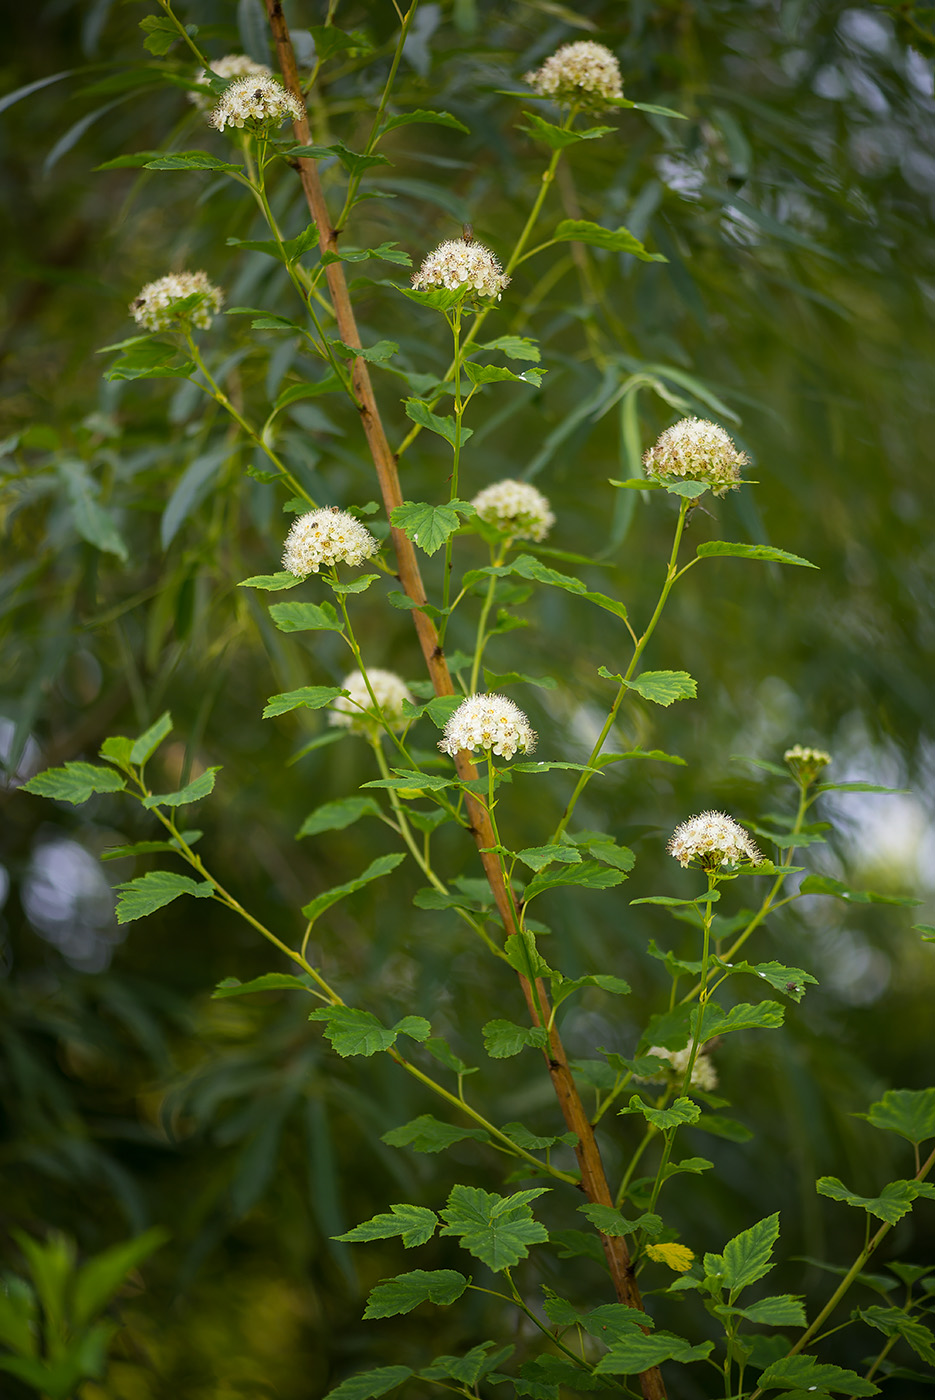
<box><xmin>209</xmin><ymin>74</ymin><xmax>304</xmax><ymax>132</ymax></box>
<box><xmin>638</xmin><ymin>1045</ymin><xmax>718</xmax><ymax>1092</ymax></box>
<box><xmin>129</xmin><ymin>271</ymin><xmax>223</xmax><ymax>331</ymax></box>
<box><xmin>189</xmin><ymin>55</ymin><xmax>271</xmax><ymax>108</ymax></box>
<box><xmin>330</xmin><ymin>669</ymin><xmax>414</xmax><ymax>734</ymax></box>
<box><xmin>411</xmin><ymin>240</ymin><xmax>510</xmax><ymax>299</ymax></box>
<box><xmin>470</xmin><ymin>479</ymin><xmax>555</xmax><ymax>542</ymax></box>
<box><xmin>784</xmin><ymin>744</ymin><xmax>832</xmax><ymax>782</ymax></box>
<box><xmin>282</xmin><ymin>509</ymin><xmax>379</xmax><ymax>578</ymax></box>
<box><xmin>524</xmin><ymin>40</ymin><xmax>624</xmax><ymax>111</ymax></box>
<box><xmin>643</xmin><ymin>417</ymin><xmax>749</xmax><ymax>496</ymax></box>
<box><xmin>439</xmin><ymin>693</ymin><xmax>536</xmax><ymax>761</ymax></box>
<box><xmin>667</xmin><ymin>810</ymin><xmax>763</xmax><ymax>871</ymax></box>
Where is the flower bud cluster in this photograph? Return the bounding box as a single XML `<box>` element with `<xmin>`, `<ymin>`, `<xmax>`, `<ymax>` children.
<box><xmin>439</xmin><ymin>694</ymin><xmax>536</xmax><ymax>761</ymax></box>
<box><xmin>209</xmin><ymin>74</ymin><xmax>304</xmax><ymax>132</ymax></box>
<box><xmin>643</xmin><ymin>417</ymin><xmax>749</xmax><ymax>496</ymax></box>
<box><xmin>282</xmin><ymin>509</ymin><xmax>379</xmax><ymax>578</ymax></box>
<box><xmin>412</xmin><ymin>240</ymin><xmax>510</xmax><ymax>299</ymax></box>
<box><xmin>638</xmin><ymin>1045</ymin><xmax>719</xmax><ymax>1092</ymax></box>
<box><xmin>330</xmin><ymin>670</ymin><xmax>413</xmax><ymax>734</ymax></box>
<box><xmin>524</xmin><ymin>40</ymin><xmax>624</xmax><ymax>110</ymax></box>
<box><xmin>470</xmin><ymin>479</ymin><xmax>555</xmax><ymax>542</ymax></box>
<box><xmin>667</xmin><ymin>811</ymin><xmax>763</xmax><ymax>871</ymax></box>
<box><xmin>189</xmin><ymin>55</ymin><xmax>271</xmax><ymax>109</ymax></box>
<box><xmin>129</xmin><ymin>271</ymin><xmax>223</xmax><ymax>331</ymax></box>
<box><xmin>784</xmin><ymin>744</ymin><xmax>832</xmax><ymax>783</ymax></box>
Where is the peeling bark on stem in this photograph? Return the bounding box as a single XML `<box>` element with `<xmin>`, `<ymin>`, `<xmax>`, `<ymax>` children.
<box><xmin>262</xmin><ymin>8</ymin><xmax>665</xmax><ymax>1396</ymax></box>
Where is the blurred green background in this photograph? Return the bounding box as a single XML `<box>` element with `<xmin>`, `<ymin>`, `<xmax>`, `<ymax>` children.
<box><xmin>2</xmin><ymin>0</ymin><xmax>934</xmax><ymax>1395</ymax></box>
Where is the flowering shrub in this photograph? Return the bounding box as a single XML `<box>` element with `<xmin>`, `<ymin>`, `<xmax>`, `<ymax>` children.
<box><xmin>5</xmin><ymin>4</ymin><xmax>934</xmax><ymax>1399</ymax></box>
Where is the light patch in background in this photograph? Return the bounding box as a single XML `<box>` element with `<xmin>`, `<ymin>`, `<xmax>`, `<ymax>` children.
<box><xmin>0</xmin><ymin>716</ymin><xmax>42</xmax><ymax>788</ymax></box>
<box><xmin>23</xmin><ymin>834</ymin><xmax>123</xmax><ymax>973</ymax></box>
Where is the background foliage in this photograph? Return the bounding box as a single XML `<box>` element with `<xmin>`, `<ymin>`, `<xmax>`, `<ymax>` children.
<box><xmin>2</xmin><ymin>0</ymin><xmax>935</xmax><ymax>1395</ymax></box>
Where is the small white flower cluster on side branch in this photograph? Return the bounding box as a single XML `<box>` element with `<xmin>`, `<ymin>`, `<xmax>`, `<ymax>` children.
<box><xmin>189</xmin><ymin>55</ymin><xmax>272</xmax><ymax>109</ymax></box>
<box><xmin>525</xmin><ymin>40</ymin><xmax>624</xmax><ymax>111</ymax></box>
<box><xmin>330</xmin><ymin>670</ymin><xmax>413</xmax><ymax>734</ymax></box>
<box><xmin>784</xmin><ymin>744</ymin><xmax>832</xmax><ymax>784</ymax></box>
<box><xmin>129</xmin><ymin>271</ymin><xmax>223</xmax><ymax>331</ymax></box>
<box><xmin>470</xmin><ymin>479</ymin><xmax>555</xmax><ymax>543</ymax></box>
<box><xmin>644</xmin><ymin>417</ymin><xmax>749</xmax><ymax>496</ymax></box>
<box><xmin>637</xmin><ymin>1045</ymin><xmax>719</xmax><ymax>1092</ymax></box>
<box><xmin>411</xmin><ymin>240</ymin><xmax>510</xmax><ymax>299</ymax></box>
<box><xmin>282</xmin><ymin>509</ymin><xmax>378</xmax><ymax>578</ymax></box>
<box><xmin>668</xmin><ymin>810</ymin><xmax>763</xmax><ymax>872</ymax></box>
<box><xmin>209</xmin><ymin>74</ymin><xmax>304</xmax><ymax>132</ymax></box>
<box><xmin>439</xmin><ymin>694</ymin><xmax>536</xmax><ymax>761</ymax></box>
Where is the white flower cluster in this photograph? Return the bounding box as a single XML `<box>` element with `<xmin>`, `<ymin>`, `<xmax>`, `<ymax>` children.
<box><xmin>189</xmin><ymin>55</ymin><xmax>271</xmax><ymax>109</ymax></box>
<box><xmin>330</xmin><ymin>669</ymin><xmax>413</xmax><ymax>734</ymax></box>
<box><xmin>411</xmin><ymin>239</ymin><xmax>510</xmax><ymax>299</ymax></box>
<box><xmin>784</xmin><ymin>745</ymin><xmax>832</xmax><ymax>781</ymax></box>
<box><xmin>209</xmin><ymin>74</ymin><xmax>304</xmax><ymax>132</ymax></box>
<box><xmin>439</xmin><ymin>693</ymin><xmax>536</xmax><ymax>761</ymax></box>
<box><xmin>643</xmin><ymin>417</ymin><xmax>749</xmax><ymax>496</ymax></box>
<box><xmin>282</xmin><ymin>509</ymin><xmax>378</xmax><ymax>578</ymax></box>
<box><xmin>668</xmin><ymin>810</ymin><xmax>763</xmax><ymax>871</ymax></box>
<box><xmin>471</xmin><ymin>479</ymin><xmax>555</xmax><ymax>542</ymax></box>
<box><xmin>129</xmin><ymin>271</ymin><xmax>223</xmax><ymax>331</ymax></box>
<box><xmin>638</xmin><ymin>1045</ymin><xmax>719</xmax><ymax>1092</ymax></box>
<box><xmin>524</xmin><ymin>40</ymin><xmax>624</xmax><ymax>110</ymax></box>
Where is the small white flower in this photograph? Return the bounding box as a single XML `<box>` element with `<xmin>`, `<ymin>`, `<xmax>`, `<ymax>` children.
<box><xmin>330</xmin><ymin>669</ymin><xmax>414</xmax><ymax>734</ymax></box>
<box><xmin>471</xmin><ymin>479</ymin><xmax>555</xmax><ymax>542</ymax></box>
<box><xmin>129</xmin><ymin>270</ymin><xmax>223</xmax><ymax>331</ymax></box>
<box><xmin>209</xmin><ymin>74</ymin><xmax>304</xmax><ymax>132</ymax></box>
<box><xmin>638</xmin><ymin>1045</ymin><xmax>718</xmax><ymax>1092</ymax></box>
<box><xmin>189</xmin><ymin>55</ymin><xmax>272</xmax><ymax>109</ymax></box>
<box><xmin>643</xmin><ymin>417</ymin><xmax>749</xmax><ymax>496</ymax></box>
<box><xmin>412</xmin><ymin>239</ymin><xmax>510</xmax><ymax>300</ymax></box>
<box><xmin>524</xmin><ymin>40</ymin><xmax>624</xmax><ymax>111</ymax></box>
<box><xmin>667</xmin><ymin>810</ymin><xmax>763</xmax><ymax>871</ymax></box>
<box><xmin>439</xmin><ymin>693</ymin><xmax>536</xmax><ymax>761</ymax></box>
<box><xmin>282</xmin><ymin>509</ymin><xmax>378</xmax><ymax>577</ymax></box>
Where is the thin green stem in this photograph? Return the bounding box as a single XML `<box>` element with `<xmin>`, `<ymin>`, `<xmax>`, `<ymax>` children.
<box><xmin>748</xmin><ymin>1142</ymin><xmax>935</xmax><ymax>1400</ymax></box>
<box><xmin>440</xmin><ymin>306</ymin><xmax>463</xmax><ymax>630</ymax></box>
<box><xmin>551</xmin><ymin>496</ymin><xmax>691</xmax><ymax>843</ymax></box>
<box><xmin>501</xmin><ymin>1269</ymin><xmax>602</xmax><ymax>1376</ymax></box>
<box><xmin>614</xmin><ymin>1125</ymin><xmax>657</xmax><ymax>1208</ymax></box>
<box><xmin>393</xmin><ymin>1055</ymin><xmax>577</xmax><ymax>1183</ymax></box>
<box><xmin>183</xmin><ymin>331</ymin><xmax>316</xmax><ymax>506</ymax></box>
<box><xmin>333</xmin><ymin>1</ymin><xmax>418</xmax><ymax>230</ymax></box>
<box><xmin>470</xmin><ymin>540</ymin><xmax>508</xmax><ymax>693</ymax></box>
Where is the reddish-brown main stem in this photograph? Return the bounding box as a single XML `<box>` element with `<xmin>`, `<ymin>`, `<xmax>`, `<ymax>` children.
<box><xmin>263</xmin><ymin>9</ymin><xmax>665</xmax><ymax>1396</ymax></box>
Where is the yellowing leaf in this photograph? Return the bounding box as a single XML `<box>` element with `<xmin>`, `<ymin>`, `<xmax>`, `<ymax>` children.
<box><xmin>646</xmin><ymin>1242</ymin><xmax>695</xmax><ymax>1273</ymax></box>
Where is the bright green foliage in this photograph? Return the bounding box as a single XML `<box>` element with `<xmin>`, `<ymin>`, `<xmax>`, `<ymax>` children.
<box><xmin>716</xmin><ymin>1295</ymin><xmax>806</xmax><ymax>1326</ymax></box>
<box><xmin>420</xmin><ymin>1340</ymin><xmax>514</xmax><ymax>1385</ymax></box>
<box><xmin>114</xmin><ymin>870</ymin><xmax>215</xmax><ymax>923</ymax></box>
<box><xmin>21</xmin><ymin>763</ymin><xmax>126</xmax><ymax>804</ymax></box>
<box><xmin>142</xmin><ymin>766</ymin><xmax>220</xmax><ymax>807</ymax></box>
<box><xmin>309</xmin><ymin>1007</ymin><xmax>430</xmax><ymax>1058</ymax></box>
<box><xmin>856</xmin><ymin>1306</ymin><xmax>935</xmax><ymax>1366</ymax></box>
<box><xmin>269</xmin><ymin>601</ymin><xmax>344</xmax><ymax>633</ymax></box>
<box><xmin>816</xmin><ymin>1176</ymin><xmax>935</xmax><ymax>1225</ymax></box>
<box><xmin>0</xmin><ymin>1228</ymin><xmax>166</xmax><ymax>1400</ymax></box>
<box><xmin>301</xmin><ymin>853</ymin><xmax>406</xmax><ymax>923</ymax></box>
<box><xmin>382</xmin><ymin>1116</ymin><xmax>489</xmax><ymax>1154</ymax></box>
<box><xmin>705</xmin><ymin>1212</ymin><xmax>780</xmax><ymax>1295</ymax></box>
<box><xmin>263</xmin><ymin>686</ymin><xmax>348</xmax><ymax>718</ymax></box>
<box><xmin>297</xmin><ymin>797</ymin><xmax>382</xmax><ymax>837</ymax></box>
<box><xmin>693</xmin><ymin>1000</ymin><xmax>785</xmax><ymax>1038</ymax></box>
<box><xmin>439</xmin><ymin>1185</ymin><xmax>549</xmax><ymax>1272</ymax></box>
<box><xmin>578</xmin><ymin>1204</ymin><xmax>662</xmax><ymax>1239</ymax></box>
<box><xmin>323</xmin><ymin>1365</ymin><xmax>414</xmax><ymax>1400</ymax></box>
<box><xmin>621</xmin><ymin>1096</ymin><xmax>700</xmax><ymax>1130</ymax></box>
<box><xmin>334</xmin><ymin>1205</ymin><xmax>439</xmax><ymax>1249</ymax></box>
<box><xmin>695</xmin><ymin>541</ymin><xmax>817</xmax><ymax>568</ymax></box>
<box><xmin>861</xmin><ymin>1087</ymin><xmax>935</xmax><ymax>1144</ymax></box>
<box><xmin>756</xmin><ymin>1354</ymin><xmax>880</xmax><ymax>1394</ymax></box>
<box><xmin>597</xmin><ymin>668</ymin><xmax>698</xmax><ymax>706</ymax></box>
<box><xmin>363</xmin><ymin>1270</ymin><xmax>468</xmax><ymax>1320</ymax></box>
<box><xmin>213</xmin><ymin>975</ymin><xmax>313</xmax><ymax>999</ymax></box>
<box><xmin>482</xmin><ymin>1020</ymin><xmax>549</xmax><ymax>1059</ymax></box>
<box><xmin>391</xmin><ymin>500</ymin><xmax>475</xmax><ymax>555</ymax></box>
<box><xmin>593</xmin><ymin>1331</ymin><xmax>714</xmax><ymax>1373</ymax></box>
